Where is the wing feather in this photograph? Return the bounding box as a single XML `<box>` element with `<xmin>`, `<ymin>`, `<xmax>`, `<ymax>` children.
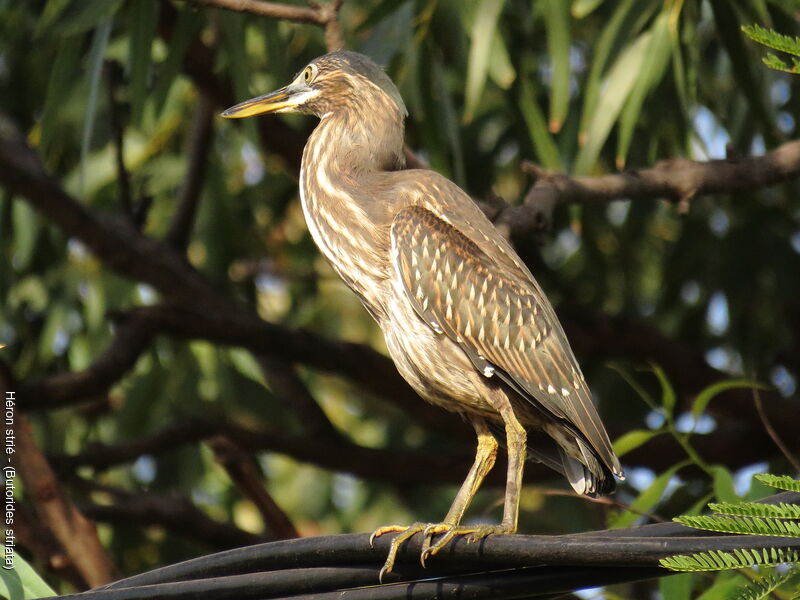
<box><xmin>391</xmin><ymin>205</ymin><xmax>620</xmax><ymax>476</ymax></box>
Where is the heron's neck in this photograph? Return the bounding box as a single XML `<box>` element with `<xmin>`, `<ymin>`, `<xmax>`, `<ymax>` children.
<box><xmin>306</xmin><ymin>107</ymin><xmax>406</xmax><ymax>175</ymax></box>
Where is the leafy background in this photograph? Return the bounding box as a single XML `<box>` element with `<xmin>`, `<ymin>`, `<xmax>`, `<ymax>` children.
<box><xmin>1</xmin><ymin>0</ymin><xmax>799</xmax><ymax>597</ymax></box>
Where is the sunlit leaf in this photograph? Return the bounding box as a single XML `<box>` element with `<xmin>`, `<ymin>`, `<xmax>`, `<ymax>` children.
<box><xmin>613</xmin><ymin>428</ymin><xmax>658</xmax><ymax>457</ymax></box>
<box><xmin>571</xmin><ymin>0</ymin><xmax>604</xmax><ymax>19</ymax></box>
<box><xmin>711</xmin><ymin>465</ymin><xmax>738</xmax><ymax>504</ymax></box>
<box><xmin>518</xmin><ymin>74</ymin><xmax>562</xmax><ymax>170</ymax></box>
<box><xmin>578</xmin><ymin>0</ymin><xmax>654</xmax><ymax>141</ymax></box>
<box><xmin>542</xmin><ymin>0</ymin><xmax>571</xmax><ymax>133</ymax></box>
<box><xmin>574</xmin><ymin>29</ymin><xmax>652</xmax><ymax>174</ymax></box>
<box><xmin>0</xmin><ymin>552</ymin><xmax>56</xmax><ymax>599</ymax></box>
<box><xmin>616</xmin><ymin>11</ymin><xmax>672</xmax><ymax>168</ymax></box>
<box><xmin>463</xmin><ymin>0</ymin><xmax>505</xmax><ymax>122</ymax></box>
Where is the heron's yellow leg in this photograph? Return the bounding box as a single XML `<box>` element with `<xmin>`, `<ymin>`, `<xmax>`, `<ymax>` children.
<box><xmin>421</xmin><ymin>399</ymin><xmax>527</xmax><ymax>560</ymax></box>
<box><xmin>371</xmin><ymin>415</ymin><xmax>498</xmax><ymax>578</ymax></box>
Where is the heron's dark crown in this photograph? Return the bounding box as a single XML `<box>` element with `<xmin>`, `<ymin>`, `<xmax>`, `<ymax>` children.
<box><xmin>304</xmin><ymin>51</ymin><xmax>408</xmax><ymax>119</ymax></box>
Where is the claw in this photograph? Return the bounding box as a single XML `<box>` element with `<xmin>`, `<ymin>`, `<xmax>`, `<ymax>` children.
<box><xmin>371</xmin><ymin>522</ymin><xmax>514</xmax><ymax>579</ymax></box>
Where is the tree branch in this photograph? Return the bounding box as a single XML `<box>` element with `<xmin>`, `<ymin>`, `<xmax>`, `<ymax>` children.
<box><xmin>13</xmin><ymin>416</ymin><xmax>118</xmax><ymax>587</ymax></box>
<box><xmin>19</xmin><ymin>316</ymin><xmax>157</xmax><ymax>409</ymax></box>
<box><xmin>496</xmin><ymin>139</ymin><xmax>800</xmax><ymax>237</ymax></box>
<box><xmin>183</xmin><ymin>0</ymin><xmax>345</xmax><ymax>50</ymax></box>
<box><xmin>207</xmin><ymin>436</ymin><xmax>299</xmax><ymax>539</ymax></box>
<box><xmin>77</xmin><ymin>484</ymin><xmax>267</xmax><ymax>550</ymax></box>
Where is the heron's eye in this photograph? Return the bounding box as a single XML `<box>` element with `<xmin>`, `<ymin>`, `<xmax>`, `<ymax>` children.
<box><xmin>302</xmin><ymin>66</ymin><xmax>314</xmax><ymax>83</ymax></box>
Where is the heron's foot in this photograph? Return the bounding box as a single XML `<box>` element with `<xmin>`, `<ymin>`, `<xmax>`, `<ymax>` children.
<box><xmin>370</xmin><ymin>522</ymin><xmax>514</xmax><ymax>580</ymax></box>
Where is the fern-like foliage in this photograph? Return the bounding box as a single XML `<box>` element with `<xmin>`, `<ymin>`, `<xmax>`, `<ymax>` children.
<box><xmin>675</xmin><ymin>515</ymin><xmax>800</xmax><ymax>537</ymax></box>
<box><xmin>660</xmin><ymin>547</ymin><xmax>800</xmax><ymax>572</ymax></box>
<box><xmin>733</xmin><ymin>568</ymin><xmax>800</xmax><ymax>600</ymax></box>
<box><xmin>660</xmin><ymin>473</ymin><xmax>800</xmax><ymax>582</ymax></box>
<box><xmin>708</xmin><ymin>501</ymin><xmax>800</xmax><ymax>519</ymax></box>
<box><xmin>742</xmin><ymin>24</ymin><xmax>800</xmax><ymax>74</ymax></box>
<box><xmin>755</xmin><ymin>473</ymin><xmax>800</xmax><ymax>493</ymax></box>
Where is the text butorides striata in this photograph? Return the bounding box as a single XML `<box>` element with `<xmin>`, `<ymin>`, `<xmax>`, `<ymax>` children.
<box><xmin>222</xmin><ymin>51</ymin><xmax>623</xmax><ymax>577</ymax></box>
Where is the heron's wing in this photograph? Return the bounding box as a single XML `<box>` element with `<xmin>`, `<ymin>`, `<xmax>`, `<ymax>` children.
<box><xmin>390</xmin><ymin>205</ymin><xmax>619</xmax><ymax>475</ymax></box>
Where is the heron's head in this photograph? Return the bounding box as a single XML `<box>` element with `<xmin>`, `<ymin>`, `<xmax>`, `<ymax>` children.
<box><xmin>221</xmin><ymin>51</ymin><xmax>407</xmax><ymax>121</ymax></box>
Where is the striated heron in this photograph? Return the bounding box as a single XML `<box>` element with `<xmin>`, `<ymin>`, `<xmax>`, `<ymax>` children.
<box><xmin>222</xmin><ymin>51</ymin><xmax>623</xmax><ymax>576</ymax></box>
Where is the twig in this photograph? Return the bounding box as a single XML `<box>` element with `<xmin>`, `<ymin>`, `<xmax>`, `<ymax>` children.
<box><xmin>183</xmin><ymin>0</ymin><xmax>345</xmax><ymax>51</ymax></box>
<box><xmin>207</xmin><ymin>436</ymin><xmax>299</xmax><ymax>539</ymax></box>
<box><xmin>14</xmin><ymin>415</ymin><xmax>118</xmax><ymax>587</ymax></box>
<box><xmin>185</xmin><ymin>0</ymin><xmax>324</xmax><ymax>24</ymax></box>
<box><xmin>753</xmin><ymin>387</ymin><xmax>800</xmax><ymax>473</ymax></box>
<box><xmin>166</xmin><ymin>92</ymin><xmax>215</xmax><ymax>249</ymax></box>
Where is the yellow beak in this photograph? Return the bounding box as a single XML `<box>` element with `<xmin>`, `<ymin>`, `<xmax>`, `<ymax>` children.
<box><xmin>221</xmin><ymin>86</ymin><xmax>296</xmax><ymax>119</ymax></box>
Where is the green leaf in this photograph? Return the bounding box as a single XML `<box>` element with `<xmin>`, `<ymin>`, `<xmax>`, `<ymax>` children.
<box><xmin>128</xmin><ymin>0</ymin><xmax>157</xmax><ymax>127</ymax></box>
<box><xmin>660</xmin><ymin>547</ymin><xmax>800</xmax><ymax>572</ymax></box>
<box><xmin>675</xmin><ymin>514</ymin><xmax>800</xmax><ymax>537</ymax></box>
<box><xmin>81</xmin><ymin>18</ymin><xmax>113</xmax><ymax>197</ymax></box>
<box><xmin>755</xmin><ymin>474</ymin><xmax>800</xmax><ymax>493</ymax></box>
<box><xmin>612</xmin><ymin>429</ymin><xmax>658</xmax><ymax>457</ymax></box>
<box><xmin>36</xmin><ymin>0</ymin><xmax>123</xmax><ymax>37</ymax></box>
<box><xmin>571</xmin><ymin>0</ymin><xmax>604</xmax><ymax>19</ymax></box>
<box><xmin>518</xmin><ymin>74</ymin><xmax>562</xmax><ymax>170</ymax></box>
<box><xmin>708</xmin><ymin>501</ymin><xmax>800</xmax><ymax>519</ymax></box>
<box><xmin>0</xmin><ymin>552</ymin><xmax>56</xmax><ymax>599</ymax></box>
<box><xmin>487</xmin><ymin>34</ymin><xmax>516</xmax><ymax>90</ymax></box>
<box><xmin>733</xmin><ymin>569</ymin><xmax>800</xmax><ymax>600</ymax></box>
<box><xmin>711</xmin><ymin>465</ymin><xmax>738</xmax><ymax>504</ymax></box>
<box><xmin>659</xmin><ymin>573</ymin><xmax>694</xmax><ymax>600</ymax></box>
<box><xmin>574</xmin><ymin>28</ymin><xmax>652</xmax><ymax>174</ymax></box>
<box><xmin>691</xmin><ymin>379</ymin><xmax>768</xmax><ymax>421</ymax></box>
<box><xmin>609</xmin><ymin>461</ymin><xmax>688</xmax><ymax>529</ymax></box>
<box><xmin>650</xmin><ymin>363</ymin><xmax>676</xmax><ymax>418</ymax></box>
<box><xmin>696</xmin><ymin>572</ymin><xmax>750</xmax><ymax>600</ymax></box>
<box><xmin>542</xmin><ymin>0</ymin><xmax>571</xmax><ymax>133</ymax></box>
<box><xmin>742</xmin><ymin>24</ymin><xmax>800</xmax><ymax>56</ymax></box>
<box><xmin>463</xmin><ymin>0</ymin><xmax>505</xmax><ymax>122</ymax></box>
<box><xmin>578</xmin><ymin>0</ymin><xmax>652</xmax><ymax>141</ymax></box>
<box><xmin>616</xmin><ymin>11</ymin><xmax>672</xmax><ymax>169</ymax></box>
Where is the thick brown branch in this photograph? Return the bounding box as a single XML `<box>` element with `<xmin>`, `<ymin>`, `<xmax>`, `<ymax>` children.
<box><xmin>13</xmin><ymin>416</ymin><xmax>117</xmax><ymax>587</ymax></box>
<box><xmin>500</xmin><ymin>139</ymin><xmax>800</xmax><ymax>237</ymax></box>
